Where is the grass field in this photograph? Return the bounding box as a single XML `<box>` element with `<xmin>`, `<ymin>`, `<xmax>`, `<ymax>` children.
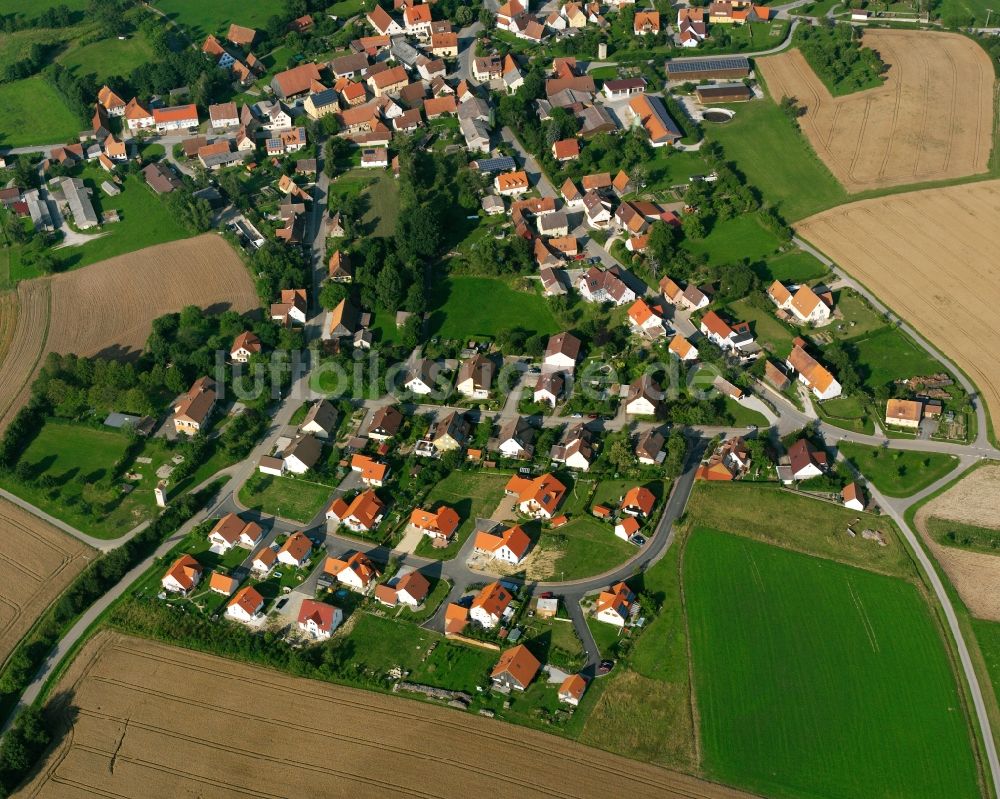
<box><xmin>704</xmin><ymin>95</ymin><xmax>847</xmax><ymax>222</ymax></box>
<box><xmin>0</xmin><ymin>420</ymin><xmax>154</xmax><ymax>538</ymax></box>
<box><xmin>57</xmin><ymin>31</ymin><xmax>155</xmax><ymax>81</ymax></box>
<box><xmin>845</xmin><ymin>326</ymin><xmax>945</xmax><ymax>391</ymax></box>
<box><xmin>684</xmin><ymin>481</ymin><xmax>911</xmax><ymax>576</ymax></box>
<box><xmin>51</xmin><ymin>171</ymin><xmax>193</xmax><ymax>272</ymax></box>
<box><xmin>238</xmin><ymin>474</ymin><xmax>332</xmax><ymax>523</ymax></box>
<box><xmin>361</xmin><ymin>172</ymin><xmax>401</xmax><ymax>237</ymax></box>
<box><xmin>728</xmin><ymin>297</ymin><xmax>795</xmax><ymax>358</ymax></box>
<box><xmin>816</xmin><ymin>394</ymin><xmax>875</xmax><ymax>434</ymax></box>
<box><xmin>0</xmin><ymin>77</ymin><xmax>82</xmax><ymax>148</ymax></box>
<box><xmin>409</xmin><ymin>639</ymin><xmax>496</xmax><ymax>693</ymax></box>
<box><xmin>426</xmin><ymin>277</ymin><xmax>559</xmax><ymax>341</ymax></box>
<box><xmin>837</xmin><ymin>441</ymin><xmax>958</xmax><ymax>497</ymax></box>
<box><xmin>685</xmin><ymin>527</ymin><xmax>981</xmax><ymax>799</ymax></box>
<box><xmin>722</xmin><ymin>396</ymin><xmax>769</xmax><ymax>427</ymax></box>
<box><xmin>938</xmin><ymin>0</ymin><xmax>994</xmax><ymax>23</ymax></box>
<box><xmin>683</xmin><ymin>214</ymin><xmax>781</xmax><ymax>265</ymax></box>
<box><xmin>414</xmin><ymin>470</ymin><xmax>510</xmax><ymax>559</ymax></box>
<box><xmin>754</xmin><ymin>249</ymin><xmax>830</xmax><ymax>283</ymax></box>
<box><xmin>153</xmin><ymin>0</ymin><xmax>283</xmax><ymax>39</ymax></box>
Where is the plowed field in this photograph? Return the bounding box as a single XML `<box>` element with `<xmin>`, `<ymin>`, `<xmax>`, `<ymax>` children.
<box><xmin>916</xmin><ymin>465</ymin><xmax>1000</xmax><ymax>621</ymax></box>
<box><xmin>0</xmin><ymin>497</ymin><xmax>92</xmax><ymax>666</ymax></box>
<box><xmin>797</xmin><ymin>179</ymin><xmax>1000</xmax><ymax>432</ymax></box>
<box><xmin>16</xmin><ymin>633</ymin><xmax>758</xmax><ymax>799</ymax></box>
<box><xmin>0</xmin><ymin>235</ymin><xmax>258</xmax><ymax>433</ymax></box>
<box><xmin>759</xmin><ymin>30</ymin><xmax>994</xmax><ymax>192</ymax></box>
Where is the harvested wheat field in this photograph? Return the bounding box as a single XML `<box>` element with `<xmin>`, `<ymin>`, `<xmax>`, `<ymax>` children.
<box><xmin>0</xmin><ymin>497</ymin><xmax>92</xmax><ymax>667</ymax></box>
<box><xmin>758</xmin><ymin>30</ymin><xmax>994</xmax><ymax>192</ymax></box>
<box><xmin>17</xmin><ymin>633</ymin><xmax>757</xmax><ymax>799</ymax></box>
<box><xmin>915</xmin><ymin>465</ymin><xmax>1000</xmax><ymax>620</ymax></box>
<box><xmin>797</xmin><ymin>180</ymin><xmax>1000</xmax><ymax>430</ymax></box>
<box><xmin>0</xmin><ymin>235</ymin><xmax>258</xmax><ymax>433</ymax></box>
<box><xmin>0</xmin><ymin>280</ymin><xmax>50</xmax><ymax>430</ymax></box>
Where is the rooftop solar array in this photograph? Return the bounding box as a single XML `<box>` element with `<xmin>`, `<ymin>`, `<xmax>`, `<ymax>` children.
<box><xmin>471</xmin><ymin>156</ymin><xmax>518</xmax><ymax>173</ymax></box>
<box><xmin>666</xmin><ymin>55</ymin><xmax>750</xmax><ymax>75</ymax></box>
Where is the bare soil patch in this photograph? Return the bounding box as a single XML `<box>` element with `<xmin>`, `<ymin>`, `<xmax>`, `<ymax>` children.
<box><xmin>915</xmin><ymin>465</ymin><xmax>1000</xmax><ymax>620</ymax></box>
<box><xmin>0</xmin><ymin>498</ymin><xmax>93</xmax><ymax>667</ymax></box>
<box><xmin>18</xmin><ymin>632</ymin><xmax>757</xmax><ymax>799</ymax></box>
<box><xmin>797</xmin><ymin>179</ymin><xmax>1000</xmax><ymax>433</ymax></box>
<box><xmin>759</xmin><ymin>30</ymin><xmax>994</xmax><ymax>192</ymax></box>
<box><xmin>0</xmin><ymin>235</ymin><xmax>257</xmax><ymax>433</ymax></box>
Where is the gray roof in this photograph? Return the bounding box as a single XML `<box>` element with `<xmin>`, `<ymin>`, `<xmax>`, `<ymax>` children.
<box><xmin>59</xmin><ymin>177</ymin><xmax>98</xmax><ymax>228</ymax></box>
<box><xmin>665</xmin><ymin>55</ymin><xmax>750</xmax><ymax>76</ymax></box>
<box><xmin>471</xmin><ymin>156</ymin><xmax>517</xmax><ymax>174</ymax></box>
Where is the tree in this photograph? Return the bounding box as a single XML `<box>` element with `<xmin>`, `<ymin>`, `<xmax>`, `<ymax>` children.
<box><xmin>319</xmin><ymin>280</ymin><xmax>348</xmax><ymax>310</ymax></box>
<box><xmin>606</xmin><ymin>435</ymin><xmax>634</xmax><ymax>473</ymax></box>
<box><xmin>375</xmin><ymin>262</ymin><xmax>404</xmax><ymax>311</ymax></box>
<box><xmin>455</xmin><ymin>5</ymin><xmax>473</xmax><ymax>25</ymax></box>
<box><xmin>682</xmin><ymin>213</ymin><xmax>706</xmax><ymax>240</ymax></box>
<box><xmin>664</xmin><ymin>431</ymin><xmax>688</xmax><ymax>478</ymax></box>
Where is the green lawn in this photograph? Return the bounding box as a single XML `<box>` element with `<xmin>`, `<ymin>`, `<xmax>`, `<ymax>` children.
<box><xmin>328</xmin><ymin>0</ymin><xmax>371</xmax><ymax>16</ymax></box>
<box><xmin>683</xmin><ymin>214</ymin><xmax>781</xmax><ymax>264</ymax></box>
<box><xmin>844</xmin><ymin>326</ymin><xmax>947</xmax><ymax>392</ymax></box>
<box><xmin>153</xmin><ymin>0</ymin><xmax>284</xmax><ymax>39</ymax></box>
<box><xmin>0</xmin><ymin>420</ymin><xmax>152</xmax><ymax>538</ymax></box>
<box><xmin>755</xmin><ymin>249</ymin><xmax>830</xmax><ymax>283</ymax></box>
<box><xmin>361</xmin><ymin>172</ymin><xmax>401</xmax><ymax>237</ymax></box>
<box><xmin>685</xmin><ymin>481</ymin><xmax>911</xmax><ymax>575</ymax></box>
<box><xmin>238</xmin><ymin>473</ymin><xmax>332</xmax><ymax>523</ymax></box>
<box><xmin>642</xmin><ymin>148</ymin><xmax>708</xmax><ymax>193</ymax></box>
<box><xmin>56</xmin><ymin>30</ymin><xmax>154</xmax><ymax>81</ymax></box>
<box><xmin>938</xmin><ymin>0</ymin><xmax>995</xmax><ymax>23</ymax></box>
<box><xmin>685</xmin><ymin>527</ymin><xmax>981</xmax><ymax>799</ymax></box>
<box><xmin>50</xmin><ymin>171</ymin><xmax>193</xmax><ymax>272</ymax></box>
<box><xmin>414</xmin><ymin>470</ymin><xmax>510</xmax><ymax>560</ymax></box>
<box><xmin>426</xmin><ymin>277</ymin><xmax>559</xmax><ymax>342</ymax></box>
<box><xmin>705</xmin><ymin>96</ymin><xmax>847</xmax><ymax>222</ymax></box>
<box><xmin>409</xmin><ymin>640</ymin><xmax>495</xmax><ymax>693</ymax></box>
<box><xmin>341</xmin><ymin>613</ymin><xmax>436</xmax><ymax>674</ymax></box>
<box><xmin>0</xmin><ymin>77</ymin><xmax>82</xmax><ymax>148</ymax></box>
<box><xmin>830</xmin><ymin>290</ymin><xmax>888</xmax><ymax>340</ymax></box>
<box><xmin>521</xmin><ymin>614</ymin><xmax>585</xmax><ymax>671</ymax></box>
<box><xmin>728</xmin><ymin>297</ymin><xmax>795</xmax><ymax>359</ymax></box>
<box><xmin>722</xmin><ymin>396</ymin><xmax>769</xmax><ymax>427</ymax></box>
<box><xmin>816</xmin><ymin>394</ymin><xmax>875</xmax><ymax>434</ymax></box>
<box><xmin>837</xmin><ymin>442</ymin><xmax>958</xmax><ymax>498</ymax></box>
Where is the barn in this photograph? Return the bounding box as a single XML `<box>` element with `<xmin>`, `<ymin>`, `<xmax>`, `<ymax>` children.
<box><xmin>695</xmin><ymin>83</ymin><xmax>753</xmax><ymax>103</ymax></box>
<box><xmin>666</xmin><ymin>55</ymin><xmax>751</xmax><ymax>81</ymax></box>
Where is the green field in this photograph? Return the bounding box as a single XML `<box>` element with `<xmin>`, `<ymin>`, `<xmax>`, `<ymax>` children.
<box><xmin>0</xmin><ymin>420</ymin><xmax>152</xmax><ymax>538</ymax></box>
<box><xmin>816</xmin><ymin>394</ymin><xmax>875</xmax><ymax>434</ymax></box>
<box><xmin>683</xmin><ymin>214</ymin><xmax>781</xmax><ymax>264</ymax></box>
<box><xmin>414</xmin><ymin>470</ymin><xmax>510</xmax><ymax>559</ymax></box>
<box><xmin>705</xmin><ymin>97</ymin><xmax>847</xmax><ymax>222</ymax></box>
<box><xmin>153</xmin><ymin>0</ymin><xmax>283</xmax><ymax>40</ymax></box>
<box><xmin>238</xmin><ymin>474</ymin><xmax>332</xmax><ymax>523</ymax></box>
<box><xmin>57</xmin><ymin>31</ymin><xmax>155</xmax><ymax>81</ymax></box>
<box><xmin>837</xmin><ymin>442</ymin><xmax>958</xmax><ymax>497</ymax></box>
<box><xmin>52</xmin><ymin>171</ymin><xmax>193</xmax><ymax>272</ymax></box>
<box><xmin>0</xmin><ymin>77</ymin><xmax>82</xmax><ymax>148</ymax></box>
<box><xmin>685</xmin><ymin>481</ymin><xmax>911</xmax><ymax>575</ymax></box>
<box><xmin>755</xmin><ymin>249</ymin><xmax>829</xmax><ymax>283</ymax></box>
<box><xmin>426</xmin><ymin>277</ymin><xmax>560</xmax><ymax>341</ymax></box>
<box><xmin>686</xmin><ymin>527</ymin><xmax>981</xmax><ymax>799</ymax></box>
<box><xmin>926</xmin><ymin>515</ymin><xmax>1000</xmax><ymax>554</ymax></box>
<box><xmin>409</xmin><ymin>640</ymin><xmax>496</xmax><ymax>693</ymax></box>
<box><xmin>846</xmin><ymin>326</ymin><xmax>945</xmax><ymax>391</ymax></box>
<box><xmin>360</xmin><ymin>171</ymin><xmax>400</xmax><ymax>237</ymax></box>
<box><xmin>728</xmin><ymin>297</ymin><xmax>795</xmax><ymax>358</ymax></box>
<box><xmin>722</xmin><ymin>395</ymin><xmax>769</xmax><ymax>427</ymax></box>
<box><xmin>938</xmin><ymin>0</ymin><xmax>994</xmax><ymax>24</ymax></box>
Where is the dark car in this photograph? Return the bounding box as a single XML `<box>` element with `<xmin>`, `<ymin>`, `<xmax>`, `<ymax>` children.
<box><xmin>597</xmin><ymin>659</ymin><xmax>615</xmax><ymax>675</ymax></box>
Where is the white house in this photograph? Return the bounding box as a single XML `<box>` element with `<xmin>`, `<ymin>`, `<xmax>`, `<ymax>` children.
<box><xmin>473</xmin><ymin>523</ymin><xmax>531</xmax><ymax>565</ymax></box>
<box><xmin>405</xmin><ymin>359</ymin><xmax>439</xmax><ymax>395</ymax></box>
<box><xmin>469</xmin><ymin>581</ymin><xmax>514</xmax><ymax>628</ymax></box>
<box><xmin>276</xmin><ymin>532</ymin><xmax>313</xmax><ymax>568</ymax></box>
<box><xmin>299</xmin><ymin>399</ymin><xmax>338</xmax><ymax>439</ymax></box>
<box><xmin>283</xmin><ymin>434</ymin><xmax>322</xmax><ymax>475</ymax></box>
<box><xmin>767</xmin><ymin>281</ymin><xmax>832</xmax><ymax>324</ymax></box>
<box><xmin>594</xmin><ymin>582</ymin><xmax>635</xmax><ymax>627</ymax></box>
<box><xmin>207</xmin><ymin>513</ymin><xmax>263</xmax><ymax>554</ymax></box>
<box><xmin>251</xmin><ymin>547</ymin><xmax>277</xmax><ymax>576</ymax></box>
<box><xmin>543</xmin><ymin>332</ymin><xmax>581</xmax><ymax>372</ymax></box>
<box><xmin>297</xmin><ymin>599</ymin><xmax>343</xmax><ymax>639</ymax></box>
<box><xmin>324</xmin><ymin>552</ymin><xmax>379</xmax><ymax>593</ymax></box>
<box><xmin>161</xmin><ymin>555</ymin><xmax>202</xmax><ymax>594</ymax></box>
<box><xmin>227</xmin><ymin>587</ymin><xmax>265</xmax><ymax>623</ymax></box>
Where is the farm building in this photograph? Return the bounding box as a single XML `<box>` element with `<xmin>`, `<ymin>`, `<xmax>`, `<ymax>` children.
<box><xmin>695</xmin><ymin>84</ymin><xmax>753</xmax><ymax>103</ymax></box>
<box><xmin>666</xmin><ymin>55</ymin><xmax>750</xmax><ymax>81</ymax></box>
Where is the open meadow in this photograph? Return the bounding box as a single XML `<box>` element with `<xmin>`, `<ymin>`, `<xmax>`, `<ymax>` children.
<box><xmin>0</xmin><ymin>498</ymin><xmax>92</xmax><ymax>667</ymax></box>
<box><xmin>685</xmin><ymin>527</ymin><xmax>982</xmax><ymax>799</ymax></box>
<box><xmin>0</xmin><ymin>235</ymin><xmax>258</xmax><ymax>434</ymax></box>
<box><xmin>18</xmin><ymin>632</ymin><xmax>758</xmax><ymax>799</ymax></box>
<box><xmin>426</xmin><ymin>277</ymin><xmax>559</xmax><ymax>342</ymax></box>
<box><xmin>758</xmin><ymin>30</ymin><xmax>994</xmax><ymax>193</ymax></box>
<box><xmin>0</xmin><ymin>78</ymin><xmax>81</xmax><ymax>149</ymax></box>
<box><xmin>915</xmin><ymin>464</ymin><xmax>1000</xmax><ymax>621</ymax></box>
<box><xmin>797</xmin><ymin>179</ymin><xmax>1000</xmax><ymax>435</ymax></box>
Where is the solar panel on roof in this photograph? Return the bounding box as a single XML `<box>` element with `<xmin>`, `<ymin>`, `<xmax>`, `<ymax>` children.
<box><xmin>472</xmin><ymin>156</ymin><xmax>518</xmax><ymax>173</ymax></box>
<box><xmin>665</xmin><ymin>55</ymin><xmax>750</xmax><ymax>74</ymax></box>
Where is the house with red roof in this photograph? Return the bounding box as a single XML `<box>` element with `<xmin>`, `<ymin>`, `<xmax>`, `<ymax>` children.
<box><xmin>491</xmin><ymin>644</ymin><xmax>541</xmax><ymax>691</ymax></box>
<box><xmin>594</xmin><ymin>581</ymin><xmax>636</xmax><ymax>627</ymax></box>
<box><xmin>298</xmin><ymin>599</ymin><xmax>343</xmax><ymax>639</ymax></box>
<box><xmin>227</xmin><ymin>586</ymin><xmax>265</xmax><ymax>623</ymax></box>
<box><xmin>474</xmin><ymin>523</ymin><xmax>532</xmax><ymax>565</ymax></box>
<box><xmin>470</xmin><ymin>581</ymin><xmax>515</xmax><ymax>628</ymax></box>
<box><xmin>161</xmin><ymin>554</ymin><xmax>203</xmax><ymax>594</ymax></box>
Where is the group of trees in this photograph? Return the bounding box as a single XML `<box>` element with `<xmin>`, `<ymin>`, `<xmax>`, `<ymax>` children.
<box><xmin>796</xmin><ymin>22</ymin><xmax>886</xmax><ymax>93</ymax></box>
<box><xmin>251</xmin><ymin>243</ymin><xmax>310</xmax><ymax>305</ymax></box>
